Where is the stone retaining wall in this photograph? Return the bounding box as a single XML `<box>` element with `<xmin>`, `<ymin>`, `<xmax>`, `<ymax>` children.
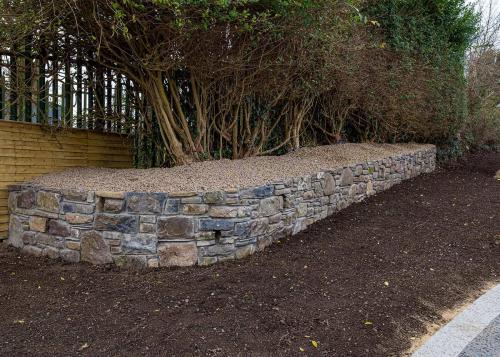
<box><xmin>8</xmin><ymin>146</ymin><xmax>436</xmax><ymax>268</ymax></box>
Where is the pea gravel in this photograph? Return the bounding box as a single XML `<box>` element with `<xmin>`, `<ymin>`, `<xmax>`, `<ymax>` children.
<box><xmin>29</xmin><ymin>143</ymin><xmax>434</xmax><ymax>193</ymax></box>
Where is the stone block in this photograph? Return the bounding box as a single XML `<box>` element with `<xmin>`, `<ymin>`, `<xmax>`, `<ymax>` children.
<box><xmin>48</xmin><ymin>220</ymin><xmax>71</xmax><ymax>237</ymax></box>
<box><xmin>37</xmin><ymin>191</ymin><xmax>61</xmax><ymax>213</ymax></box>
<box><xmin>158</xmin><ymin>242</ymin><xmax>198</xmax><ymax>267</ymax></box>
<box><xmin>122</xmin><ymin>233</ymin><xmax>157</xmax><ymax>254</ymax></box>
<box><xmin>182</xmin><ymin>204</ymin><xmax>208</xmax><ymax>215</ymax></box>
<box><xmin>203</xmin><ymin>191</ymin><xmax>226</xmax><ymax>204</ymax></box>
<box><xmin>259</xmin><ymin>196</ymin><xmax>283</xmax><ymax>216</ymax></box>
<box><xmin>209</xmin><ymin>206</ymin><xmax>243</xmax><ymax>218</ymax></box>
<box><xmin>95</xmin><ymin>191</ymin><xmax>125</xmax><ymax>199</ymax></box>
<box><xmin>339</xmin><ymin>168</ymin><xmax>354</xmax><ymax>186</ymax></box>
<box><xmin>126</xmin><ymin>193</ymin><xmax>166</xmax><ymax>214</ymax></box>
<box><xmin>62</xmin><ymin>189</ymin><xmax>88</xmax><ymax>202</ymax></box>
<box><xmin>66</xmin><ymin>213</ymin><xmax>94</xmax><ymax>225</ymax></box>
<box><xmin>66</xmin><ymin>241</ymin><xmax>81</xmax><ymax>251</ymax></box>
<box><xmin>94</xmin><ymin>214</ymin><xmax>138</xmax><ymax>234</ymax></box>
<box><xmin>42</xmin><ymin>246</ymin><xmax>60</xmax><ymax>259</ymax></box>
<box><xmin>114</xmin><ymin>255</ymin><xmax>147</xmax><ymax>270</ymax></box>
<box><xmin>22</xmin><ymin>231</ymin><xmax>36</xmax><ymax>245</ymax></box>
<box><xmin>17</xmin><ymin>189</ymin><xmax>36</xmax><ymax>209</ymax></box>
<box><xmin>240</xmin><ymin>185</ymin><xmax>274</xmax><ymax>198</ymax></box>
<box><xmin>199</xmin><ymin>218</ymin><xmax>234</xmax><ymax>231</ymax></box>
<box><xmin>60</xmin><ymin>249</ymin><xmax>80</xmax><ymax>263</ymax></box>
<box><xmin>103</xmin><ymin>198</ymin><xmax>124</xmax><ymax>213</ymax></box>
<box><xmin>139</xmin><ymin>222</ymin><xmax>155</xmax><ymax>234</ymax></box>
<box><xmin>322</xmin><ymin>173</ymin><xmax>335</xmax><ymax>196</ymax></box>
<box><xmin>81</xmin><ymin>230</ymin><xmax>113</xmax><ymax>265</ymax></box>
<box><xmin>22</xmin><ymin>245</ymin><xmax>42</xmax><ymax>257</ymax></box>
<box><xmin>198</xmin><ymin>256</ymin><xmax>218</xmax><ymax>266</ymax></box>
<box><xmin>29</xmin><ymin>216</ymin><xmax>47</xmax><ymax>233</ymax></box>
<box><xmin>140</xmin><ymin>215</ymin><xmax>156</xmax><ymax>223</ymax></box>
<box><xmin>164</xmin><ymin>199</ymin><xmax>180</xmax><ymax>215</ymax></box>
<box><xmin>8</xmin><ymin>215</ymin><xmax>24</xmax><ymax>248</ymax></box>
<box><xmin>157</xmin><ymin>216</ymin><xmax>195</xmax><ymax>239</ymax></box>
<box><xmin>235</xmin><ymin>218</ymin><xmax>269</xmax><ymax>238</ymax></box>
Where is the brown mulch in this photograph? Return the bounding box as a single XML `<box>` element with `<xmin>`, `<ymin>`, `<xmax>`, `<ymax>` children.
<box><xmin>0</xmin><ymin>151</ymin><xmax>499</xmax><ymax>357</ymax></box>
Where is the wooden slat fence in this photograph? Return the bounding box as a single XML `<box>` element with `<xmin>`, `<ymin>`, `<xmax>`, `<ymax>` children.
<box><xmin>0</xmin><ymin>120</ymin><xmax>133</xmax><ymax>239</ymax></box>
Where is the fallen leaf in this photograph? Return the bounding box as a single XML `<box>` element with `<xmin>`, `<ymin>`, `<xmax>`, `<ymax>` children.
<box><xmin>60</xmin><ymin>277</ymin><xmax>65</xmax><ymax>281</ymax></box>
<box><xmin>79</xmin><ymin>343</ymin><xmax>89</xmax><ymax>351</ymax></box>
<box><xmin>384</xmin><ymin>281</ymin><xmax>389</xmax><ymax>287</ymax></box>
<box><xmin>364</xmin><ymin>320</ymin><xmax>373</xmax><ymax>326</ymax></box>
<box><xmin>13</xmin><ymin>319</ymin><xmax>25</xmax><ymax>325</ymax></box>
<box><xmin>311</xmin><ymin>340</ymin><xmax>318</xmax><ymax>348</ymax></box>
<box><xmin>299</xmin><ymin>347</ymin><xmax>305</xmax><ymax>352</ymax></box>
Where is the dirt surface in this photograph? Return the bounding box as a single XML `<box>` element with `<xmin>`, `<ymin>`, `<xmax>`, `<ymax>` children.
<box><xmin>1</xmin><ymin>151</ymin><xmax>498</xmax><ymax>357</ymax></box>
<box><xmin>29</xmin><ymin>143</ymin><xmax>433</xmax><ymax>192</ymax></box>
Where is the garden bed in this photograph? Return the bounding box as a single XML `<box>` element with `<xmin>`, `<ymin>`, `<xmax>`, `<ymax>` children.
<box><xmin>0</xmin><ymin>151</ymin><xmax>498</xmax><ymax>356</ymax></box>
<box><xmin>8</xmin><ymin>143</ymin><xmax>436</xmax><ymax>268</ymax></box>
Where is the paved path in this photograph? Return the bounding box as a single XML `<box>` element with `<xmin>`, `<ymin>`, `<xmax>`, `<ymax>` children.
<box><xmin>412</xmin><ymin>284</ymin><xmax>500</xmax><ymax>357</ymax></box>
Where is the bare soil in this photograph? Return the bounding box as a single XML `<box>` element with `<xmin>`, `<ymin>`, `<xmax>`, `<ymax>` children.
<box><xmin>1</xmin><ymin>151</ymin><xmax>498</xmax><ymax>357</ymax></box>
<box><xmin>30</xmin><ymin>143</ymin><xmax>433</xmax><ymax>192</ymax></box>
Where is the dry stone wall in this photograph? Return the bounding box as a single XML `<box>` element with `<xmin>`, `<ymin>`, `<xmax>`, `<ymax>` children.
<box><xmin>8</xmin><ymin>146</ymin><xmax>436</xmax><ymax>268</ymax></box>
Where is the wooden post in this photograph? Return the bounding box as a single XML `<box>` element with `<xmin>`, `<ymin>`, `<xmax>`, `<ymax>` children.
<box><xmin>116</xmin><ymin>73</ymin><xmax>122</xmax><ymax>133</ymax></box>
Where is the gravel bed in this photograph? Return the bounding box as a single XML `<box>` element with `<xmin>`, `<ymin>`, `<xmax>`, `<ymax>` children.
<box><xmin>30</xmin><ymin>143</ymin><xmax>434</xmax><ymax>192</ymax></box>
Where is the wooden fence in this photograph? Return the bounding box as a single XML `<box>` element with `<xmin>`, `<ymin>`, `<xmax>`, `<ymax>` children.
<box><xmin>0</xmin><ymin>120</ymin><xmax>133</xmax><ymax>240</ymax></box>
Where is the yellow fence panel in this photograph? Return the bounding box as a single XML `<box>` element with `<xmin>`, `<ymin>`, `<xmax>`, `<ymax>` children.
<box><xmin>0</xmin><ymin>120</ymin><xmax>133</xmax><ymax>240</ymax></box>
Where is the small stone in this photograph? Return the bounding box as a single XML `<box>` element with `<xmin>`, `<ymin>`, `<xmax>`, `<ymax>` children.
<box><xmin>198</xmin><ymin>256</ymin><xmax>217</xmax><ymax>266</ymax></box>
<box><xmin>366</xmin><ymin>180</ymin><xmax>376</xmax><ymax>196</ymax></box>
<box><xmin>17</xmin><ymin>189</ymin><xmax>36</xmax><ymax>209</ymax></box>
<box><xmin>157</xmin><ymin>217</ymin><xmax>195</xmax><ymax>239</ymax></box>
<box><xmin>66</xmin><ymin>213</ymin><xmax>94</xmax><ymax>225</ymax></box>
<box><xmin>37</xmin><ymin>191</ymin><xmax>61</xmax><ymax>213</ymax></box>
<box><xmin>48</xmin><ymin>220</ymin><xmax>71</xmax><ymax>237</ymax></box>
<box><xmin>29</xmin><ymin>216</ymin><xmax>47</xmax><ymax>233</ymax></box>
<box><xmin>126</xmin><ymin>193</ymin><xmax>166</xmax><ymax>214</ymax></box>
<box><xmin>81</xmin><ymin>230</ymin><xmax>113</xmax><ymax>265</ymax></box>
<box><xmin>103</xmin><ymin>199</ymin><xmax>124</xmax><ymax>213</ymax></box>
<box><xmin>147</xmin><ymin>258</ymin><xmax>160</xmax><ymax>268</ymax></box>
<box><xmin>60</xmin><ymin>249</ymin><xmax>80</xmax><ymax>263</ymax></box>
<box><xmin>235</xmin><ymin>245</ymin><xmax>255</xmax><ymax>259</ymax></box>
<box><xmin>122</xmin><ymin>234</ymin><xmax>157</xmax><ymax>254</ymax></box>
<box><xmin>94</xmin><ymin>214</ymin><xmax>138</xmax><ymax>234</ymax></box>
<box><xmin>158</xmin><ymin>242</ymin><xmax>198</xmax><ymax>267</ymax></box>
<box><xmin>66</xmin><ymin>241</ymin><xmax>81</xmax><ymax>250</ymax></box>
<box><xmin>182</xmin><ymin>204</ymin><xmax>208</xmax><ymax>215</ymax></box>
